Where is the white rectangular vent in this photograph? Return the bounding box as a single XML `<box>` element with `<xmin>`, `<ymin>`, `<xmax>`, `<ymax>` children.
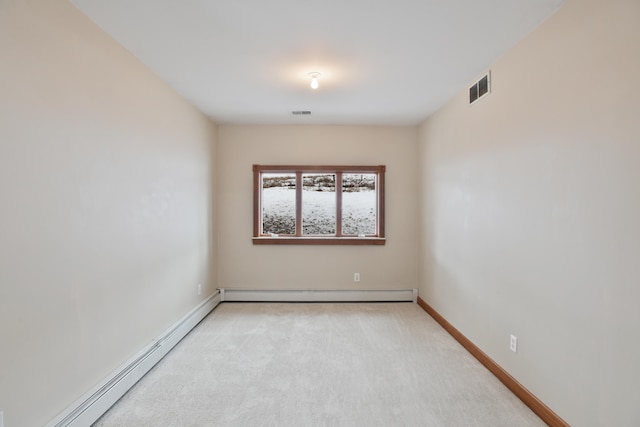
<box><xmin>469</xmin><ymin>72</ymin><xmax>490</xmax><ymax>104</ymax></box>
<box><xmin>292</xmin><ymin>110</ymin><xmax>311</xmax><ymax>115</ymax></box>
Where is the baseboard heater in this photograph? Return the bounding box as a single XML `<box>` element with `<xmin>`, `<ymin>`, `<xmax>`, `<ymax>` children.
<box><xmin>46</xmin><ymin>291</ymin><xmax>221</xmax><ymax>427</ymax></box>
<box><xmin>220</xmin><ymin>288</ymin><xmax>418</xmax><ymax>303</ymax></box>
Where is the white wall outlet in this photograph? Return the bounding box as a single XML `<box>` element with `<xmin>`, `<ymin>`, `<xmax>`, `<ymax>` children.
<box><xmin>354</xmin><ymin>273</ymin><xmax>360</xmax><ymax>282</ymax></box>
<box><xmin>510</xmin><ymin>334</ymin><xmax>518</xmax><ymax>353</ymax></box>
<box><xmin>1</xmin><ymin>410</ymin><xmax>4</xmax><ymax>427</ymax></box>
<box><xmin>197</xmin><ymin>283</ymin><xmax>202</xmax><ymax>296</ymax></box>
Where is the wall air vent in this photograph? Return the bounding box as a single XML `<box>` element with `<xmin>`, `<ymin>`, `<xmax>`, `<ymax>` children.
<box><xmin>469</xmin><ymin>72</ymin><xmax>490</xmax><ymax>104</ymax></box>
<box><xmin>292</xmin><ymin>111</ymin><xmax>311</xmax><ymax>115</ymax></box>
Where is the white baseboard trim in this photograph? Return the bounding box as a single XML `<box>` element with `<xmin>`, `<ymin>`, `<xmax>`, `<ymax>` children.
<box><xmin>220</xmin><ymin>288</ymin><xmax>418</xmax><ymax>303</ymax></box>
<box><xmin>47</xmin><ymin>291</ymin><xmax>221</xmax><ymax>427</ymax></box>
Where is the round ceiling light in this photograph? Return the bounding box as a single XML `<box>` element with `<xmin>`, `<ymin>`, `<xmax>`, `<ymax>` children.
<box><xmin>308</xmin><ymin>72</ymin><xmax>321</xmax><ymax>90</ymax></box>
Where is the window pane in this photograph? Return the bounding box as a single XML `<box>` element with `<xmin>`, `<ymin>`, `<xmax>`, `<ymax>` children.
<box><xmin>342</xmin><ymin>173</ymin><xmax>376</xmax><ymax>235</ymax></box>
<box><xmin>302</xmin><ymin>173</ymin><xmax>336</xmax><ymax>235</ymax></box>
<box><xmin>262</xmin><ymin>173</ymin><xmax>296</xmax><ymax>235</ymax></box>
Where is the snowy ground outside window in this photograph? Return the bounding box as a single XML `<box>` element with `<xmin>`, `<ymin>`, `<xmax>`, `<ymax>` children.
<box><xmin>262</xmin><ymin>173</ymin><xmax>376</xmax><ymax>235</ymax></box>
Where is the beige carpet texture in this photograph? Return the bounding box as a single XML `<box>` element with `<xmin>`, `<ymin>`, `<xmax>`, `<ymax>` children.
<box><xmin>93</xmin><ymin>302</ymin><xmax>545</xmax><ymax>426</ymax></box>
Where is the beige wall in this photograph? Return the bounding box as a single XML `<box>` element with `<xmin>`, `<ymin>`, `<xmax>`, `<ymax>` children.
<box><xmin>218</xmin><ymin>125</ymin><xmax>418</xmax><ymax>291</ymax></box>
<box><xmin>3</xmin><ymin>0</ymin><xmax>638</xmax><ymax>425</ymax></box>
<box><xmin>0</xmin><ymin>1</ymin><xmax>217</xmax><ymax>426</ymax></box>
<box><xmin>417</xmin><ymin>0</ymin><xmax>640</xmax><ymax>425</ymax></box>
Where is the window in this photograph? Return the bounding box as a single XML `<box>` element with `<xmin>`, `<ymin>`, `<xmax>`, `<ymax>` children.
<box><xmin>253</xmin><ymin>165</ymin><xmax>385</xmax><ymax>245</ymax></box>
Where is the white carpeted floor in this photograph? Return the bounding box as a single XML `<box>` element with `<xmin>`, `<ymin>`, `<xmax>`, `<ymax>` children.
<box><xmin>93</xmin><ymin>303</ymin><xmax>545</xmax><ymax>426</ymax></box>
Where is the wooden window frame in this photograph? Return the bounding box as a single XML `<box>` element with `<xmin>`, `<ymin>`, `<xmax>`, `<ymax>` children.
<box><xmin>253</xmin><ymin>165</ymin><xmax>385</xmax><ymax>245</ymax></box>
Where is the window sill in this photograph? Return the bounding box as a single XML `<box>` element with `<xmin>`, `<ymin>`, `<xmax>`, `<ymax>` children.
<box><xmin>252</xmin><ymin>237</ymin><xmax>386</xmax><ymax>246</ymax></box>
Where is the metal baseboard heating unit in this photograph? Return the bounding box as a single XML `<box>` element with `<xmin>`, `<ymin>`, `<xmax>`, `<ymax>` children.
<box><xmin>46</xmin><ymin>291</ymin><xmax>221</xmax><ymax>427</ymax></box>
<box><xmin>220</xmin><ymin>288</ymin><xmax>418</xmax><ymax>303</ymax></box>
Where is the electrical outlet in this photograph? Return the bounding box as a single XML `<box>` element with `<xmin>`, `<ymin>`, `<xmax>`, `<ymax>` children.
<box><xmin>510</xmin><ymin>334</ymin><xmax>518</xmax><ymax>353</ymax></box>
<box><xmin>197</xmin><ymin>284</ymin><xmax>202</xmax><ymax>296</ymax></box>
<box><xmin>354</xmin><ymin>273</ymin><xmax>360</xmax><ymax>282</ymax></box>
<box><xmin>1</xmin><ymin>410</ymin><xmax>4</xmax><ymax>427</ymax></box>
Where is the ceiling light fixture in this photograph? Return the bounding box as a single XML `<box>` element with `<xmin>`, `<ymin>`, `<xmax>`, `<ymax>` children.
<box><xmin>308</xmin><ymin>72</ymin><xmax>320</xmax><ymax>90</ymax></box>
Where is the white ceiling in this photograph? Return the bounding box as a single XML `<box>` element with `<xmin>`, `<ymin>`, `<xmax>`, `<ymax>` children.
<box><xmin>70</xmin><ymin>0</ymin><xmax>564</xmax><ymax>125</ymax></box>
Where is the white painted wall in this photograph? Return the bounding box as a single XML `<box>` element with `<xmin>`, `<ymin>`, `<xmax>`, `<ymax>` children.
<box><xmin>417</xmin><ymin>0</ymin><xmax>640</xmax><ymax>425</ymax></box>
<box><xmin>0</xmin><ymin>1</ymin><xmax>217</xmax><ymax>426</ymax></box>
<box><xmin>218</xmin><ymin>125</ymin><xmax>419</xmax><ymax>291</ymax></box>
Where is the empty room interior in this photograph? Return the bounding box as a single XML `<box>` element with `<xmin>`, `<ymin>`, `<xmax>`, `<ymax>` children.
<box><xmin>1</xmin><ymin>0</ymin><xmax>639</xmax><ymax>426</ymax></box>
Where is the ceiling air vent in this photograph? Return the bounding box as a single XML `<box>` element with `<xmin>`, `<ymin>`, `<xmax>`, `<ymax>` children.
<box><xmin>292</xmin><ymin>110</ymin><xmax>311</xmax><ymax>115</ymax></box>
<box><xmin>469</xmin><ymin>72</ymin><xmax>490</xmax><ymax>104</ymax></box>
